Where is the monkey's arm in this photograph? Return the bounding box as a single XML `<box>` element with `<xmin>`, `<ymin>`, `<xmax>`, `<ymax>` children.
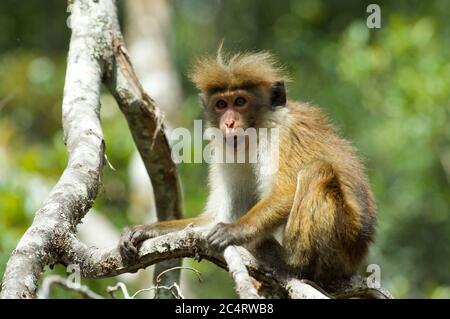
<box><xmin>207</xmin><ymin>183</ymin><xmax>296</xmax><ymax>249</ymax></box>
<box><xmin>120</xmin><ymin>215</ymin><xmax>211</xmax><ymax>262</ymax></box>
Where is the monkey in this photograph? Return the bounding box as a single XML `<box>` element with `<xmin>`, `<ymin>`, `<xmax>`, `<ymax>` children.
<box><xmin>119</xmin><ymin>50</ymin><xmax>376</xmax><ymax>284</ymax></box>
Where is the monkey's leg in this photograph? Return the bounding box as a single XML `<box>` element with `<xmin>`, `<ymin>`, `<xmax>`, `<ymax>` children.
<box><xmin>248</xmin><ymin>237</ymin><xmax>289</xmax><ymax>273</ymax></box>
<box><xmin>284</xmin><ymin>160</ymin><xmax>365</xmax><ymax>283</ymax></box>
<box><xmin>120</xmin><ymin>215</ymin><xmax>211</xmax><ymax>262</ymax></box>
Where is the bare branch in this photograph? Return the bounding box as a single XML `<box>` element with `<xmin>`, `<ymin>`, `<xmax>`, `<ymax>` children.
<box><xmin>105</xmin><ymin>36</ymin><xmax>183</xmax><ymax>295</ymax></box>
<box><xmin>0</xmin><ymin>0</ymin><xmax>184</xmax><ymax>300</ymax></box>
<box><xmin>106</xmin><ymin>38</ymin><xmax>181</xmax><ymax>222</ymax></box>
<box><xmin>107</xmin><ymin>280</ymin><xmax>187</xmax><ymax>299</ymax></box>
<box><xmin>38</xmin><ymin>275</ymin><xmax>104</xmax><ymax>299</ymax></box>
<box><xmin>60</xmin><ymin>226</ymin><xmax>391</xmax><ymax>299</ymax></box>
<box><xmin>0</xmin><ymin>0</ymin><xmax>122</xmax><ymax>299</ymax></box>
<box><xmin>224</xmin><ymin>246</ymin><xmax>262</xmax><ymax>299</ymax></box>
<box><xmin>155</xmin><ymin>266</ymin><xmax>202</xmax><ymax>284</ymax></box>
<box><xmin>286</xmin><ymin>279</ymin><xmax>330</xmax><ymax>299</ymax></box>
<box><xmin>107</xmin><ymin>282</ymin><xmax>131</xmax><ymax>299</ymax></box>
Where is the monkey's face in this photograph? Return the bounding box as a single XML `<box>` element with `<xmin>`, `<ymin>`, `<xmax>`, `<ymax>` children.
<box><xmin>206</xmin><ymin>89</ymin><xmax>257</xmax><ymax>138</ymax></box>
<box><xmin>202</xmin><ymin>82</ymin><xmax>286</xmax><ymax>134</ymax></box>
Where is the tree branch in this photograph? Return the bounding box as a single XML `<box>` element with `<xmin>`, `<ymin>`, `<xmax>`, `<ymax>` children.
<box><xmin>105</xmin><ymin>36</ymin><xmax>183</xmax><ymax>295</ymax></box>
<box><xmin>223</xmin><ymin>246</ymin><xmax>262</xmax><ymax>299</ymax></box>
<box><xmin>0</xmin><ymin>0</ymin><xmax>118</xmax><ymax>298</ymax></box>
<box><xmin>38</xmin><ymin>275</ymin><xmax>104</xmax><ymax>299</ymax></box>
<box><xmin>59</xmin><ymin>226</ymin><xmax>391</xmax><ymax>299</ymax></box>
<box><xmin>285</xmin><ymin>279</ymin><xmax>330</xmax><ymax>299</ymax></box>
<box><xmin>106</xmin><ymin>38</ymin><xmax>181</xmax><ymax>222</ymax></box>
<box><xmin>1</xmin><ymin>0</ymin><xmax>184</xmax><ymax>300</ymax></box>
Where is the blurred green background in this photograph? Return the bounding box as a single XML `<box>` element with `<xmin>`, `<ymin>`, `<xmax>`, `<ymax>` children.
<box><xmin>1</xmin><ymin>0</ymin><xmax>449</xmax><ymax>298</ymax></box>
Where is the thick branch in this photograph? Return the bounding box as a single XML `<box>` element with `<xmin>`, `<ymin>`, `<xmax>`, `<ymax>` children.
<box><xmin>106</xmin><ymin>38</ymin><xmax>181</xmax><ymax>221</ymax></box>
<box><xmin>223</xmin><ymin>246</ymin><xmax>262</xmax><ymax>299</ymax></box>
<box><xmin>286</xmin><ymin>279</ymin><xmax>330</xmax><ymax>299</ymax></box>
<box><xmin>1</xmin><ymin>0</ymin><xmax>184</xmax><ymax>300</ymax></box>
<box><xmin>121</xmin><ymin>1</ymin><xmax>184</xmax><ymax>296</ymax></box>
<box><xmin>60</xmin><ymin>227</ymin><xmax>391</xmax><ymax>299</ymax></box>
<box><xmin>105</xmin><ymin>36</ymin><xmax>183</xmax><ymax>295</ymax></box>
<box><xmin>0</xmin><ymin>0</ymin><xmax>121</xmax><ymax>298</ymax></box>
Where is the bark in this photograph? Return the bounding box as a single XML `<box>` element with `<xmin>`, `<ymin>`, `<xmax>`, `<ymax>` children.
<box><xmin>106</xmin><ymin>37</ymin><xmax>181</xmax><ymax>222</ymax></box>
<box><xmin>223</xmin><ymin>246</ymin><xmax>262</xmax><ymax>299</ymax></box>
<box><xmin>60</xmin><ymin>226</ymin><xmax>392</xmax><ymax>299</ymax></box>
<box><xmin>286</xmin><ymin>279</ymin><xmax>329</xmax><ymax>299</ymax></box>
<box><xmin>105</xmin><ymin>36</ymin><xmax>182</xmax><ymax>297</ymax></box>
<box><xmin>38</xmin><ymin>275</ymin><xmax>104</xmax><ymax>299</ymax></box>
<box><xmin>0</xmin><ymin>0</ymin><xmax>114</xmax><ymax>298</ymax></box>
<box><xmin>124</xmin><ymin>0</ymin><xmax>184</xmax><ymax>297</ymax></box>
<box><xmin>0</xmin><ymin>0</ymin><xmax>179</xmax><ymax>299</ymax></box>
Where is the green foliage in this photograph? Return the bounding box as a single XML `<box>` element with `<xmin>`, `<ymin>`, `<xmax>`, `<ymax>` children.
<box><xmin>0</xmin><ymin>0</ymin><xmax>449</xmax><ymax>298</ymax></box>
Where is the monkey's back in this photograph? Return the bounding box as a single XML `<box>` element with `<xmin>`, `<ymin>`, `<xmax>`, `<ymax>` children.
<box><xmin>278</xmin><ymin>101</ymin><xmax>377</xmax><ymax>280</ymax></box>
<box><xmin>283</xmin><ymin>101</ymin><xmax>375</xmax><ymax>211</ymax></box>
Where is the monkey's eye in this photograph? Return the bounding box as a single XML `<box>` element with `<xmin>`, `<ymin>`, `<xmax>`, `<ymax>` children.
<box><xmin>234</xmin><ymin>97</ymin><xmax>247</xmax><ymax>107</ymax></box>
<box><xmin>215</xmin><ymin>100</ymin><xmax>227</xmax><ymax>109</ymax></box>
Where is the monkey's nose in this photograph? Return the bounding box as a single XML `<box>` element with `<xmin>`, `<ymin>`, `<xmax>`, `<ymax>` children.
<box><xmin>225</xmin><ymin>120</ymin><xmax>235</xmax><ymax>128</ymax></box>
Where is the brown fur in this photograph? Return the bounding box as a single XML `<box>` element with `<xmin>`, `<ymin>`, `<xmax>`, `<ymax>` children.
<box><xmin>191</xmin><ymin>50</ymin><xmax>376</xmax><ymax>281</ymax></box>
<box><xmin>120</xmin><ymin>50</ymin><xmax>376</xmax><ymax>284</ymax></box>
<box><xmin>190</xmin><ymin>50</ymin><xmax>289</xmax><ymax>94</ymax></box>
<box><xmin>279</xmin><ymin>104</ymin><xmax>377</xmax><ymax>281</ymax></box>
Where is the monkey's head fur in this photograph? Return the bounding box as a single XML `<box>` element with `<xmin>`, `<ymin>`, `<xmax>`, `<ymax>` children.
<box><xmin>189</xmin><ymin>49</ymin><xmax>290</xmax><ymax>95</ymax></box>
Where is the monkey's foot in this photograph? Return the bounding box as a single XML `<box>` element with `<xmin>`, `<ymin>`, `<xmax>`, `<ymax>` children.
<box><xmin>207</xmin><ymin>222</ymin><xmax>244</xmax><ymax>250</ymax></box>
<box><xmin>119</xmin><ymin>225</ymin><xmax>155</xmax><ymax>263</ymax></box>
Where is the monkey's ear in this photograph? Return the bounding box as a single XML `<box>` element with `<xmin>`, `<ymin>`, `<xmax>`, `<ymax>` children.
<box><xmin>198</xmin><ymin>93</ymin><xmax>207</xmax><ymax>108</ymax></box>
<box><xmin>270</xmin><ymin>81</ymin><xmax>286</xmax><ymax>107</ymax></box>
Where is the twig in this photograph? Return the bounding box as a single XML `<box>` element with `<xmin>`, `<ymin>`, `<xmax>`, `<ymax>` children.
<box><xmin>38</xmin><ymin>275</ymin><xmax>103</xmax><ymax>299</ymax></box>
<box><xmin>132</xmin><ymin>283</ymin><xmax>183</xmax><ymax>299</ymax></box>
<box><xmin>104</xmin><ymin>153</ymin><xmax>116</xmax><ymax>171</ymax></box>
<box><xmin>107</xmin><ymin>282</ymin><xmax>131</xmax><ymax>299</ymax></box>
<box><xmin>156</xmin><ymin>266</ymin><xmax>202</xmax><ymax>284</ymax></box>
<box><xmin>107</xmin><ymin>281</ymin><xmax>185</xmax><ymax>299</ymax></box>
<box><xmin>153</xmin><ymin>266</ymin><xmax>202</xmax><ymax>299</ymax></box>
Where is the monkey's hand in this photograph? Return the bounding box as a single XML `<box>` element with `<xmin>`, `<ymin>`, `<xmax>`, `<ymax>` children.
<box><xmin>119</xmin><ymin>225</ymin><xmax>162</xmax><ymax>263</ymax></box>
<box><xmin>207</xmin><ymin>222</ymin><xmax>246</xmax><ymax>250</ymax></box>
